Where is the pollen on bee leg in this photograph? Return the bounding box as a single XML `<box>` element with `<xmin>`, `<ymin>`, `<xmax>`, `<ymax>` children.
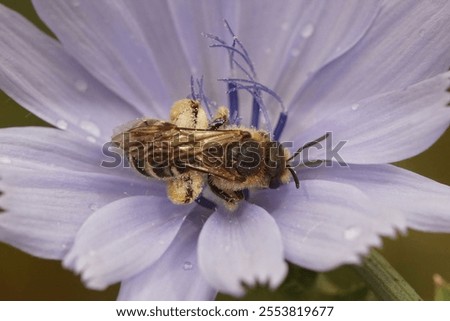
<box><xmin>170</xmin><ymin>99</ymin><xmax>208</xmax><ymax>129</ymax></box>
<box><xmin>214</xmin><ymin>106</ymin><xmax>229</xmax><ymax>121</ymax></box>
<box><xmin>208</xmin><ymin>106</ymin><xmax>230</xmax><ymax>129</ymax></box>
<box><xmin>167</xmin><ymin>172</ymin><xmax>205</xmax><ymax>205</ymax></box>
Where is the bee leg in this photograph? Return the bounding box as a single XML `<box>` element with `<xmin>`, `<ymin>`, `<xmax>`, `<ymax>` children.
<box><xmin>167</xmin><ymin>172</ymin><xmax>204</xmax><ymax>205</ymax></box>
<box><xmin>207</xmin><ymin>178</ymin><xmax>243</xmax><ymax>210</ymax></box>
<box><xmin>208</xmin><ymin>106</ymin><xmax>230</xmax><ymax>129</ymax></box>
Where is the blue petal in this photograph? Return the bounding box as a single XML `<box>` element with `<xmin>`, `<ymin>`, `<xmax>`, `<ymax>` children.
<box><xmin>0</xmin><ymin>127</ymin><xmax>164</xmax><ymax>259</ymax></box>
<box><xmin>0</xmin><ymin>4</ymin><xmax>140</xmax><ymax>143</ymax></box>
<box><xmin>197</xmin><ymin>202</ymin><xmax>287</xmax><ymax>296</ymax></box>
<box><xmin>33</xmin><ymin>0</ymin><xmax>192</xmax><ymax>117</ymax></box>
<box><xmin>63</xmin><ymin>196</ymin><xmax>192</xmax><ymax>290</ymax></box>
<box><xmin>251</xmin><ymin>180</ymin><xmax>406</xmax><ymax>271</ymax></box>
<box><xmin>118</xmin><ymin>210</ymin><xmax>216</xmax><ymax>300</ymax></box>
<box><xmin>301</xmin><ymin>164</ymin><xmax>450</xmax><ymax>233</ymax></box>
<box><xmin>292</xmin><ymin>0</ymin><xmax>450</xmax><ymax>136</ymax></box>
<box><xmin>239</xmin><ymin>0</ymin><xmax>381</xmax><ymax>112</ymax></box>
<box><xmin>288</xmin><ymin>72</ymin><xmax>450</xmax><ymax>164</ymax></box>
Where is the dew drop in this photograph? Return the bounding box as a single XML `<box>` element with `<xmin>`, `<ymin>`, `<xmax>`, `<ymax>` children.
<box><xmin>290</xmin><ymin>48</ymin><xmax>300</xmax><ymax>57</ymax></box>
<box><xmin>301</xmin><ymin>23</ymin><xmax>314</xmax><ymax>38</ymax></box>
<box><xmin>56</xmin><ymin>119</ymin><xmax>68</xmax><ymax>130</ymax></box>
<box><xmin>183</xmin><ymin>261</ymin><xmax>193</xmax><ymax>271</ymax></box>
<box><xmin>0</xmin><ymin>157</ymin><xmax>12</xmax><ymax>164</ymax></box>
<box><xmin>264</xmin><ymin>47</ymin><xmax>272</xmax><ymax>54</ymax></box>
<box><xmin>344</xmin><ymin>226</ymin><xmax>361</xmax><ymax>240</ymax></box>
<box><xmin>281</xmin><ymin>22</ymin><xmax>289</xmax><ymax>31</ymax></box>
<box><xmin>80</xmin><ymin>120</ymin><xmax>101</xmax><ymax>137</ymax></box>
<box><xmin>86</xmin><ymin>136</ymin><xmax>97</xmax><ymax>143</ymax></box>
<box><xmin>61</xmin><ymin>243</ymin><xmax>68</xmax><ymax>250</ymax></box>
<box><xmin>89</xmin><ymin>203</ymin><xmax>99</xmax><ymax>211</ymax></box>
<box><xmin>75</xmin><ymin>79</ymin><xmax>88</xmax><ymax>92</ymax></box>
<box><xmin>351</xmin><ymin>103</ymin><xmax>360</xmax><ymax>111</ymax></box>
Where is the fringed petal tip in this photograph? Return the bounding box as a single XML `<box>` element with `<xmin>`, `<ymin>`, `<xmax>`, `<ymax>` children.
<box><xmin>251</xmin><ymin>179</ymin><xmax>407</xmax><ymax>273</ymax></box>
<box><xmin>62</xmin><ymin>253</ymin><xmax>108</xmax><ymax>290</ymax></box>
<box><xmin>198</xmin><ymin>202</ymin><xmax>288</xmax><ymax>297</ymax></box>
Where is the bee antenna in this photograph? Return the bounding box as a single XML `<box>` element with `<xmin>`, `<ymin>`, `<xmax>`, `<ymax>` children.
<box><xmin>287</xmin><ymin>167</ymin><xmax>300</xmax><ymax>189</ymax></box>
<box><xmin>287</xmin><ymin>132</ymin><xmax>330</xmax><ymax>162</ymax></box>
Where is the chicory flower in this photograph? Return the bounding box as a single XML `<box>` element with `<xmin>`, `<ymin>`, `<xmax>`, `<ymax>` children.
<box><xmin>0</xmin><ymin>0</ymin><xmax>449</xmax><ymax>300</ymax></box>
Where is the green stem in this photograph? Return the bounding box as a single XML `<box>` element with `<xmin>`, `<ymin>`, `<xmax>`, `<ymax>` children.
<box><xmin>354</xmin><ymin>250</ymin><xmax>422</xmax><ymax>300</ymax></box>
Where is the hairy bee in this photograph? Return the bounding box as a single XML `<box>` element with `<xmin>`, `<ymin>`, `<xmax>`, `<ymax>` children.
<box><xmin>112</xmin><ymin>99</ymin><xmax>325</xmax><ymax>210</ymax></box>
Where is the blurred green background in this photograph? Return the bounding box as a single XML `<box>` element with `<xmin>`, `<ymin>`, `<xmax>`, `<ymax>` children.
<box><xmin>0</xmin><ymin>0</ymin><xmax>449</xmax><ymax>300</ymax></box>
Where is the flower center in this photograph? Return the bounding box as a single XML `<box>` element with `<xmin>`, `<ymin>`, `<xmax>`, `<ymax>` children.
<box><xmin>192</xmin><ymin>21</ymin><xmax>289</xmax><ymax>210</ymax></box>
<box><xmin>202</xmin><ymin>20</ymin><xmax>288</xmax><ymax>141</ymax></box>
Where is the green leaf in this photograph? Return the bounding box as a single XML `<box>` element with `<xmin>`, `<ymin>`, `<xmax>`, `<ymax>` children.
<box><xmin>354</xmin><ymin>250</ymin><xmax>422</xmax><ymax>301</ymax></box>
<box><xmin>217</xmin><ymin>263</ymin><xmax>372</xmax><ymax>300</ymax></box>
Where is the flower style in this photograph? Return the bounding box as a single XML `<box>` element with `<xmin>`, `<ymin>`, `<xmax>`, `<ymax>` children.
<box><xmin>1</xmin><ymin>0</ymin><xmax>450</xmax><ymax>300</ymax></box>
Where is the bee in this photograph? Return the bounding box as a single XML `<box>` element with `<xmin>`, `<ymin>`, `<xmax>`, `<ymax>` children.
<box><xmin>112</xmin><ymin>99</ymin><xmax>327</xmax><ymax>210</ymax></box>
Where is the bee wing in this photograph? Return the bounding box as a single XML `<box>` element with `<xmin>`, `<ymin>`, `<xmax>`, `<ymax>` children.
<box><xmin>111</xmin><ymin>120</ymin><xmax>177</xmax><ymax>152</ymax></box>
<box><xmin>179</xmin><ymin>129</ymin><xmax>250</xmax><ymax>182</ymax></box>
<box><xmin>112</xmin><ymin>119</ymin><xmax>250</xmax><ymax>182</ymax></box>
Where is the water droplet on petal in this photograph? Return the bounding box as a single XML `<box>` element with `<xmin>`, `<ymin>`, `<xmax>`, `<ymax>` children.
<box><xmin>56</xmin><ymin>119</ymin><xmax>68</xmax><ymax>130</ymax></box>
<box><xmin>344</xmin><ymin>226</ymin><xmax>361</xmax><ymax>240</ymax></box>
<box><xmin>301</xmin><ymin>23</ymin><xmax>314</xmax><ymax>38</ymax></box>
<box><xmin>86</xmin><ymin>136</ymin><xmax>97</xmax><ymax>143</ymax></box>
<box><xmin>264</xmin><ymin>47</ymin><xmax>272</xmax><ymax>54</ymax></box>
<box><xmin>80</xmin><ymin>120</ymin><xmax>101</xmax><ymax>137</ymax></box>
<box><xmin>291</xmin><ymin>48</ymin><xmax>300</xmax><ymax>57</ymax></box>
<box><xmin>183</xmin><ymin>261</ymin><xmax>193</xmax><ymax>271</ymax></box>
<box><xmin>61</xmin><ymin>243</ymin><xmax>69</xmax><ymax>250</ymax></box>
<box><xmin>89</xmin><ymin>203</ymin><xmax>99</xmax><ymax>211</ymax></box>
<box><xmin>281</xmin><ymin>22</ymin><xmax>289</xmax><ymax>31</ymax></box>
<box><xmin>351</xmin><ymin>103</ymin><xmax>360</xmax><ymax>111</ymax></box>
<box><xmin>75</xmin><ymin>79</ymin><xmax>88</xmax><ymax>92</ymax></box>
<box><xmin>0</xmin><ymin>157</ymin><xmax>12</xmax><ymax>164</ymax></box>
